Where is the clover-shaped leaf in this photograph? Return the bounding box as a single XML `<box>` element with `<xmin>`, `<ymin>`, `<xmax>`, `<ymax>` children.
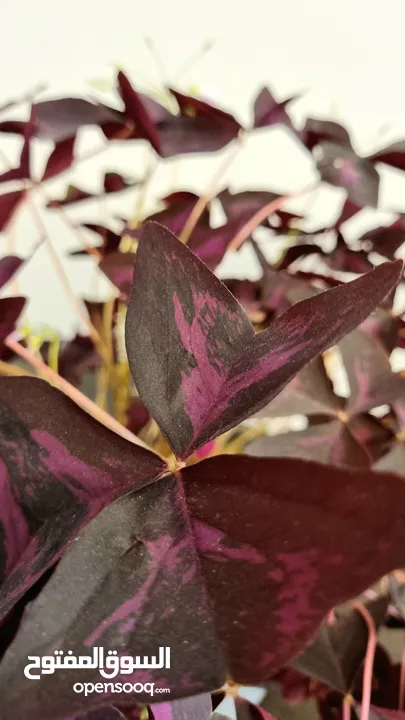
<box><xmin>125</xmin><ymin>222</ymin><xmax>402</xmax><ymax>459</ymax></box>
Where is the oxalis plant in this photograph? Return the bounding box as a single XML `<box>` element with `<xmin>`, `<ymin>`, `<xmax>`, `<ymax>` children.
<box><xmin>0</xmin><ymin>219</ymin><xmax>404</xmax><ymax>720</ymax></box>
<box><xmin>3</xmin><ymin>65</ymin><xmax>405</xmax><ymax>720</ymax></box>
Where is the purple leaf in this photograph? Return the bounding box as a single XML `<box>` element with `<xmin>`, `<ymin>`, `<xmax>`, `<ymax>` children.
<box><xmin>326</xmin><ymin>232</ymin><xmax>374</xmax><ymax>274</ymax></box>
<box><xmin>338</xmin><ymin>329</ymin><xmax>405</xmax><ymax>415</ymax></box>
<box><xmin>35</xmin><ymin>98</ymin><xmax>125</xmax><ymax>143</ymax></box>
<box><xmin>256</xmin><ymin>356</ymin><xmax>341</xmax><ymax>419</ymax></box>
<box><xmin>218</xmin><ymin>189</ymin><xmax>281</xmax><ymax>224</ymax></box>
<box><xmin>0</xmin><ymin>256</ymin><xmax>24</xmax><ymax>290</ymax></box>
<box><xmin>0</xmin><ymin>377</ymin><xmax>166</xmax><ymax>621</ymax></box>
<box><xmin>252</xmin><ymin>87</ymin><xmax>295</xmax><ymax>129</ymax></box>
<box><xmin>0</xmin><ymin>107</ymin><xmax>35</xmax><ymax>184</ymax></box>
<box><xmin>290</xmin><ymin>594</ymin><xmax>388</xmax><ymax>693</ymax></box>
<box><xmin>151</xmin><ymin>695</ymin><xmax>212</xmax><ymax>720</ymax></box>
<box><xmin>122</xmin><ymin>192</ymin><xmax>209</xmax><ymax>244</ymax></box>
<box><xmin>99</xmin><ymin>252</ymin><xmax>136</xmax><ymax>299</ymax></box>
<box><xmin>316</xmin><ymin>142</ymin><xmax>380</xmax><ymax>208</ymax></box>
<box><xmin>0</xmin><ymin>190</ymin><xmax>25</xmax><ymax>232</ymax></box>
<box><xmin>117</xmin><ymin>72</ymin><xmax>161</xmax><ymax>153</ymax></box>
<box><xmin>334</xmin><ymin>198</ymin><xmax>363</xmax><ymax>228</ymax></box>
<box><xmin>70</xmin><ymin>224</ymin><xmax>122</xmax><ymax>257</ymax></box>
<box><xmin>0</xmin><ymin>297</ymin><xmax>26</xmax><ymax>354</ymax></box>
<box><xmin>247</xmin><ymin>420</ymin><xmax>370</xmax><ymax>468</ymax></box>
<box><xmin>48</xmin><ymin>174</ymin><xmax>138</xmax><ymax>208</ymax></box>
<box><xmin>300</xmin><ymin>118</ymin><xmax>353</xmax><ymax>152</ymax></box>
<box><xmin>4</xmin><ymin>455</ymin><xmax>405</xmax><ymax>718</ymax></box>
<box><xmin>125</xmin><ymin>222</ymin><xmax>402</xmax><ymax>459</ymax></box>
<box><xmin>158</xmin><ymin>90</ymin><xmax>241</xmax><ymax>158</ymax></box>
<box><xmin>41</xmin><ymin>136</ymin><xmax>76</xmax><ymax>181</ymax></box>
<box><xmin>359</xmin><ymin>221</ymin><xmax>405</xmax><ymax>260</ymax></box>
<box><xmin>367</xmin><ymin>141</ymin><xmax>405</xmax><ymax>171</ymax></box>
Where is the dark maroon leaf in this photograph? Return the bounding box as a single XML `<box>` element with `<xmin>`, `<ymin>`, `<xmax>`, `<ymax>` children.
<box><xmin>290</xmin><ymin>595</ymin><xmax>388</xmax><ymax>693</ymax></box>
<box><xmin>252</xmin><ymin>87</ymin><xmax>295</xmax><ymax>129</ymax></box>
<box><xmin>277</xmin><ymin>242</ymin><xmax>325</xmax><ymax>270</ymax></box>
<box><xmin>125</xmin><ymin>222</ymin><xmax>402</xmax><ymax>459</ymax></box>
<box><xmin>41</xmin><ymin>136</ymin><xmax>76</xmax><ymax>181</ymax></box>
<box><xmin>367</xmin><ymin>141</ymin><xmax>405</xmax><ymax>171</ymax></box>
<box><xmin>0</xmin><ymin>120</ymin><xmax>26</xmax><ymax>136</ymax></box>
<box><xmin>338</xmin><ymin>329</ymin><xmax>405</xmax><ymax>415</ymax></box>
<box><xmin>301</xmin><ymin>118</ymin><xmax>352</xmax><ymax>152</ymax></box>
<box><xmin>247</xmin><ymin>420</ymin><xmax>370</xmax><ymax>468</ymax></box>
<box><xmin>117</xmin><ymin>71</ymin><xmax>161</xmax><ymax>153</ymax></box>
<box><xmin>0</xmin><ymin>108</ymin><xmax>35</xmax><ymax>184</ymax></box>
<box><xmin>48</xmin><ymin>173</ymin><xmax>138</xmax><ymax>208</ymax></box>
<box><xmin>99</xmin><ymin>252</ymin><xmax>136</xmax><ymax>299</ymax></box>
<box><xmin>334</xmin><ymin>198</ymin><xmax>363</xmax><ymax>228</ymax></box>
<box><xmin>218</xmin><ymin>189</ymin><xmax>281</xmax><ymax>224</ymax></box>
<box><xmin>0</xmin><ymin>376</ymin><xmax>166</xmax><ymax>621</ymax></box>
<box><xmin>0</xmin><ymin>190</ymin><xmax>25</xmax><ymax>231</ymax></box>
<box><xmin>327</xmin><ymin>233</ymin><xmax>374</xmax><ymax>274</ymax></box>
<box><xmin>71</xmin><ymin>224</ymin><xmax>122</xmax><ymax>257</ymax></box>
<box><xmin>122</xmin><ymin>192</ymin><xmax>209</xmax><ymax>244</ymax></box>
<box><xmin>41</xmin><ymin>334</ymin><xmax>102</xmax><ymax>387</ymax></box>
<box><xmin>0</xmin><ymin>256</ymin><xmax>23</xmax><ymax>290</ymax></box>
<box><xmin>0</xmin><ymin>297</ymin><xmax>26</xmax><ymax>355</ymax></box>
<box><xmin>4</xmin><ymin>455</ymin><xmax>405</xmax><ymax>718</ymax></box>
<box><xmin>125</xmin><ymin>397</ymin><xmax>150</xmax><ymax>434</ymax></box>
<box><xmin>151</xmin><ymin>695</ymin><xmax>212</xmax><ymax>720</ymax></box>
<box><xmin>158</xmin><ymin>90</ymin><xmax>241</xmax><ymax>158</ymax></box>
<box><xmin>359</xmin><ymin>221</ymin><xmax>405</xmax><ymax>260</ymax></box>
<box><xmin>35</xmin><ymin>98</ymin><xmax>125</xmax><ymax>143</ymax></box>
<box><xmin>316</xmin><ymin>142</ymin><xmax>380</xmax><ymax>208</ymax></box>
<box><xmin>256</xmin><ymin>356</ymin><xmax>341</xmax><ymax>419</ymax></box>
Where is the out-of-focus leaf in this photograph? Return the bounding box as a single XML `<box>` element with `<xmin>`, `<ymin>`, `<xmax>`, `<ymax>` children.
<box><xmin>41</xmin><ymin>136</ymin><xmax>76</xmax><ymax>181</ymax></box>
<box><xmin>99</xmin><ymin>252</ymin><xmax>136</xmax><ymax>299</ymax></box>
<box><xmin>0</xmin><ymin>297</ymin><xmax>26</xmax><ymax>355</ymax></box>
<box><xmin>48</xmin><ymin>173</ymin><xmax>138</xmax><ymax>208</ymax></box>
<box><xmin>157</xmin><ymin>89</ymin><xmax>241</xmax><ymax>157</ymax></box>
<box><xmin>367</xmin><ymin>141</ymin><xmax>405</xmax><ymax>171</ymax></box>
<box><xmin>125</xmin><ymin>222</ymin><xmax>402</xmax><ymax>459</ymax></box>
<box><xmin>117</xmin><ymin>71</ymin><xmax>161</xmax><ymax>153</ymax></box>
<box><xmin>291</xmin><ymin>594</ymin><xmax>389</xmax><ymax>693</ymax></box>
<box><xmin>252</xmin><ymin>87</ymin><xmax>295</xmax><ymax>129</ymax></box>
<box><xmin>35</xmin><ymin>98</ymin><xmax>125</xmax><ymax>142</ymax></box>
<box><xmin>0</xmin><ymin>256</ymin><xmax>24</xmax><ymax>290</ymax></box>
<box><xmin>0</xmin><ymin>190</ymin><xmax>25</xmax><ymax>231</ymax></box>
<box><xmin>301</xmin><ymin>118</ymin><xmax>353</xmax><ymax>152</ymax></box>
<box><xmin>247</xmin><ymin>420</ymin><xmax>370</xmax><ymax>468</ymax></box>
<box><xmin>339</xmin><ymin>329</ymin><xmax>405</xmax><ymax>415</ymax></box>
<box><xmin>359</xmin><ymin>220</ymin><xmax>405</xmax><ymax>260</ymax></box>
<box><xmin>316</xmin><ymin>142</ymin><xmax>380</xmax><ymax>208</ymax></box>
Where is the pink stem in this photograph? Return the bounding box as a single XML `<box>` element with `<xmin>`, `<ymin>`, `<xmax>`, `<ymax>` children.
<box><xmin>399</xmin><ymin>631</ymin><xmax>405</xmax><ymax>709</ymax></box>
<box><xmin>227</xmin><ymin>184</ymin><xmax>315</xmax><ymax>252</ymax></box>
<box><xmin>5</xmin><ymin>335</ymin><xmax>153</xmax><ymax>452</ymax></box>
<box><xmin>352</xmin><ymin>600</ymin><xmax>377</xmax><ymax>720</ymax></box>
<box><xmin>27</xmin><ymin>199</ymin><xmax>104</xmax><ymax>348</ymax></box>
<box><xmin>342</xmin><ymin>697</ymin><xmax>352</xmax><ymax>720</ymax></box>
<box><xmin>179</xmin><ymin>134</ymin><xmax>245</xmax><ymax>244</ymax></box>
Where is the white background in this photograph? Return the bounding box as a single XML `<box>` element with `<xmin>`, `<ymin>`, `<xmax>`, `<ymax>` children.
<box><xmin>2</xmin><ymin>0</ymin><xmax>405</xmax><ymax>337</ymax></box>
